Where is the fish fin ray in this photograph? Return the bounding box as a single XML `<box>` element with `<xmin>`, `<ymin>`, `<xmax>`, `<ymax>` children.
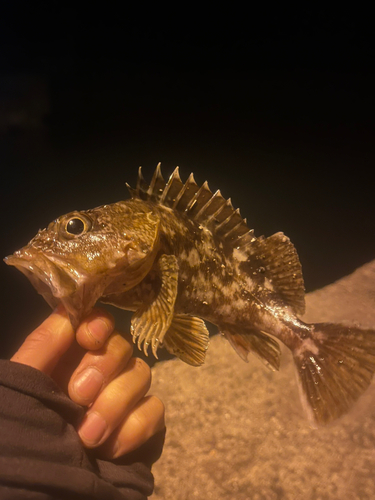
<box><xmin>193</xmin><ymin>189</ymin><xmax>226</xmax><ymax>222</ymax></box>
<box><xmin>293</xmin><ymin>323</ymin><xmax>375</xmax><ymax>425</ymax></box>
<box><xmin>159</xmin><ymin>167</ymin><xmax>184</xmax><ymax>206</ymax></box>
<box><xmin>222</xmin><ymin>327</ymin><xmax>281</xmax><ymax>371</ymax></box>
<box><xmin>131</xmin><ymin>254</ymin><xmax>178</xmax><ymax>356</ymax></box>
<box><xmin>184</xmin><ymin>181</ymin><xmax>213</xmax><ymax>215</ymax></box>
<box><xmin>147</xmin><ymin>162</ymin><xmax>166</xmax><ymax>201</ymax></box>
<box><xmin>126</xmin><ymin>182</ymin><xmax>137</xmax><ymax>198</ymax></box>
<box><xmin>172</xmin><ymin>173</ymin><xmax>199</xmax><ymax>210</ymax></box>
<box><xmin>162</xmin><ymin>315</ymin><xmax>210</xmax><ymax>366</ymax></box>
<box><xmin>130</xmin><ymin>165</ymin><xmax>256</xmax><ymax>247</ymax></box>
<box><xmin>135</xmin><ymin>163</ymin><xmax>167</xmax><ymax>202</ymax></box>
<box><xmin>136</xmin><ymin>166</ymin><xmax>149</xmax><ymax>200</ymax></box>
<box><xmin>249</xmin><ymin>232</ymin><xmax>305</xmax><ymax>314</ymax></box>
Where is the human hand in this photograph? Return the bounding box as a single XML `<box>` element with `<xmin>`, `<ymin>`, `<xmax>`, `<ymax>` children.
<box><xmin>10</xmin><ymin>305</ymin><xmax>165</xmax><ymax>459</ymax></box>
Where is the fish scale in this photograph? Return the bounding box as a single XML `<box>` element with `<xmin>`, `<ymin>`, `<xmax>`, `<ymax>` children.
<box><xmin>5</xmin><ymin>163</ymin><xmax>375</xmax><ymax>425</ymax></box>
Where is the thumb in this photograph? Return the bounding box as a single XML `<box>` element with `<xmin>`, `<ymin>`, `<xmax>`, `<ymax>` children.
<box><xmin>11</xmin><ymin>305</ymin><xmax>75</xmax><ymax>375</ymax></box>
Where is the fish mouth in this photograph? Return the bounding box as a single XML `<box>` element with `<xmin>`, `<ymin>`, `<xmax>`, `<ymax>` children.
<box><xmin>4</xmin><ymin>248</ymin><xmax>89</xmax><ymax>328</ymax></box>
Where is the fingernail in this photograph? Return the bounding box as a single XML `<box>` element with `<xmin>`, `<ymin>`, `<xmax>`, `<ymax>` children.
<box><xmin>87</xmin><ymin>318</ymin><xmax>111</xmax><ymax>343</ymax></box>
<box><xmin>73</xmin><ymin>368</ymin><xmax>103</xmax><ymax>402</ymax></box>
<box><xmin>79</xmin><ymin>412</ymin><xmax>107</xmax><ymax>446</ymax></box>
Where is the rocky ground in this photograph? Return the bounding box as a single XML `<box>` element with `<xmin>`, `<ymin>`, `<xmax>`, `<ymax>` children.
<box><xmin>149</xmin><ymin>261</ymin><xmax>375</xmax><ymax>500</ymax></box>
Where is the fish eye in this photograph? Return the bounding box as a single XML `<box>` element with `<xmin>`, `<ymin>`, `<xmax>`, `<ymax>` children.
<box><xmin>66</xmin><ymin>217</ymin><xmax>85</xmax><ymax>235</ymax></box>
<box><xmin>61</xmin><ymin>213</ymin><xmax>92</xmax><ymax>238</ymax></box>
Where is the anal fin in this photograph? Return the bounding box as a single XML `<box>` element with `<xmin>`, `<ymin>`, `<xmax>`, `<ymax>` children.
<box><xmin>222</xmin><ymin>327</ymin><xmax>281</xmax><ymax>371</ymax></box>
<box><xmin>162</xmin><ymin>315</ymin><xmax>210</xmax><ymax>366</ymax></box>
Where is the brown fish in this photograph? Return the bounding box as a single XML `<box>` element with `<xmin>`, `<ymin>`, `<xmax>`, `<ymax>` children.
<box><xmin>5</xmin><ymin>164</ymin><xmax>375</xmax><ymax>424</ymax></box>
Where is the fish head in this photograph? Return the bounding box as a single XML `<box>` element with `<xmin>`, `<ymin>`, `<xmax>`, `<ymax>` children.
<box><xmin>4</xmin><ymin>200</ymin><xmax>160</xmax><ymax>328</ymax></box>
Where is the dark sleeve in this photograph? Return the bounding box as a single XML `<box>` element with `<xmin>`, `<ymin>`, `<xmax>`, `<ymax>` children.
<box><xmin>0</xmin><ymin>360</ymin><xmax>165</xmax><ymax>500</ymax></box>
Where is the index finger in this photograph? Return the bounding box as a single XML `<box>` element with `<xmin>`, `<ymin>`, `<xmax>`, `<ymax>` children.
<box><xmin>11</xmin><ymin>305</ymin><xmax>74</xmax><ymax>374</ymax></box>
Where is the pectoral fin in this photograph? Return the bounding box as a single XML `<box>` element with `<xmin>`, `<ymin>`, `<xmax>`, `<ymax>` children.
<box><xmin>131</xmin><ymin>254</ymin><xmax>178</xmax><ymax>357</ymax></box>
<box><xmin>163</xmin><ymin>315</ymin><xmax>210</xmax><ymax>366</ymax></box>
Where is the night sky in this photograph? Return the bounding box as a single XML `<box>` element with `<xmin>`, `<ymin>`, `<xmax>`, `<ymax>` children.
<box><xmin>1</xmin><ymin>7</ymin><xmax>374</xmax><ymax>358</ymax></box>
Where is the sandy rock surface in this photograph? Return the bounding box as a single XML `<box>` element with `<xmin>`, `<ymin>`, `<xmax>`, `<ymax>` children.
<box><xmin>149</xmin><ymin>261</ymin><xmax>375</xmax><ymax>500</ymax></box>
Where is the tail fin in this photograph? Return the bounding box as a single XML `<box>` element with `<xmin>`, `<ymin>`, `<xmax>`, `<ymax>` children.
<box><xmin>293</xmin><ymin>323</ymin><xmax>375</xmax><ymax>424</ymax></box>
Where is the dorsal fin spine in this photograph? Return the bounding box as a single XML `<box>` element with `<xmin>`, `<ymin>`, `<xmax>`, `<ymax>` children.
<box><xmin>131</xmin><ymin>164</ymin><xmax>255</xmax><ymax>250</ymax></box>
<box><xmin>159</xmin><ymin>167</ymin><xmax>183</xmax><ymax>205</ymax></box>
<box><xmin>126</xmin><ymin>182</ymin><xmax>137</xmax><ymax>198</ymax></box>
<box><xmin>205</xmin><ymin>197</ymin><xmax>233</xmax><ymax>227</ymax></box>
<box><xmin>194</xmin><ymin>189</ymin><xmax>224</xmax><ymax>221</ymax></box>
<box><xmin>229</xmin><ymin>223</ymin><xmax>251</xmax><ymax>244</ymax></box>
<box><xmin>185</xmin><ymin>180</ymin><xmax>211</xmax><ymax>212</ymax></box>
<box><xmin>147</xmin><ymin>162</ymin><xmax>165</xmax><ymax>200</ymax></box>
<box><xmin>136</xmin><ymin>166</ymin><xmax>151</xmax><ymax>200</ymax></box>
<box><xmin>172</xmin><ymin>172</ymin><xmax>197</xmax><ymax>209</ymax></box>
<box><xmin>186</xmin><ymin>181</ymin><xmax>213</xmax><ymax>219</ymax></box>
<box><xmin>234</xmin><ymin>229</ymin><xmax>256</xmax><ymax>248</ymax></box>
<box><xmin>177</xmin><ymin>173</ymin><xmax>199</xmax><ymax>211</ymax></box>
<box><xmin>214</xmin><ymin>199</ymin><xmax>242</xmax><ymax>232</ymax></box>
<box><xmin>201</xmin><ymin>190</ymin><xmax>227</xmax><ymax>224</ymax></box>
<box><xmin>220</xmin><ymin>209</ymin><xmax>242</xmax><ymax>238</ymax></box>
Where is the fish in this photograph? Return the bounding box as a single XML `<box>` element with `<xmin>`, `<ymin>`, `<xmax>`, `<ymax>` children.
<box><xmin>5</xmin><ymin>163</ymin><xmax>375</xmax><ymax>425</ymax></box>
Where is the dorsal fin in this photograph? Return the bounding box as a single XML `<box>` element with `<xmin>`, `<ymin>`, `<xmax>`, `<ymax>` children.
<box><xmin>128</xmin><ymin>165</ymin><xmax>305</xmax><ymax>313</ymax></box>
<box><xmin>249</xmin><ymin>232</ymin><xmax>305</xmax><ymax>314</ymax></box>
<box><xmin>129</xmin><ymin>164</ymin><xmax>255</xmax><ymax>246</ymax></box>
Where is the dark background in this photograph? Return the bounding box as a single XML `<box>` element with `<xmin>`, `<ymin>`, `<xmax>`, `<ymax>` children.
<box><xmin>1</xmin><ymin>6</ymin><xmax>374</xmax><ymax>358</ymax></box>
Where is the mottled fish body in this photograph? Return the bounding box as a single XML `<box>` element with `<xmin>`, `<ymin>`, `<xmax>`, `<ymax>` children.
<box><xmin>5</xmin><ymin>164</ymin><xmax>375</xmax><ymax>424</ymax></box>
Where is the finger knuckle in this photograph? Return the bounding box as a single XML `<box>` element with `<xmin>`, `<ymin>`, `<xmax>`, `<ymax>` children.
<box><xmin>98</xmin><ymin>334</ymin><xmax>133</xmax><ymax>373</ymax></box>
<box><xmin>110</xmin><ymin>332</ymin><xmax>134</xmax><ymax>358</ymax></box>
<box><xmin>19</xmin><ymin>328</ymin><xmax>51</xmax><ymax>356</ymax></box>
<box><xmin>150</xmin><ymin>396</ymin><xmax>165</xmax><ymax>421</ymax></box>
<box><xmin>132</xmin><ymin>396</ymin><xmax>165</xmax><ymax>431</ymax></box>
<box><xmin>132</xmin><ymin>357</ymin><xmax>151</xmax><ymax>381</ymax></box>
<box><xmin>28</xmin><ymin>326</ymin><xmax>52</xmax><ymax>344</ymax></box>
<box><xmin>34</xmin><ymin>321</ymin><xmax>71</xmax><ymax>346</ymax></box>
